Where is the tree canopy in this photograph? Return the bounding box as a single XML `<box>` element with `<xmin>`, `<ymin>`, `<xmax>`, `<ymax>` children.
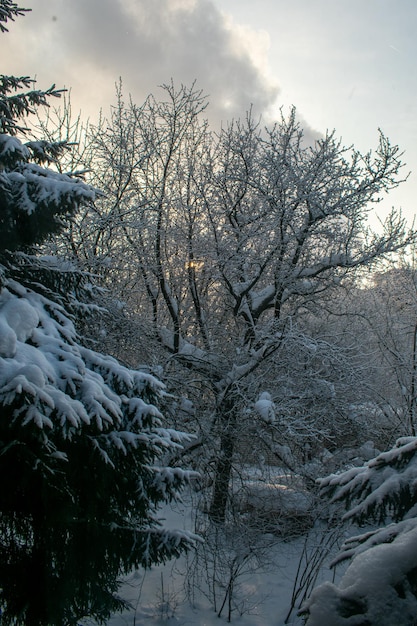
<box><xmin>56</xmin><ymin>82</ymin><xmax>414</xmax><ymax>522</ymax></box>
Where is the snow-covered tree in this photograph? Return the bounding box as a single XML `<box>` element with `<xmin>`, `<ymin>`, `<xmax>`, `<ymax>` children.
<box><xmin>301</xmin><ymin>436</ymin><xmax>417</xmax><ymax>625</ymax></box>
<box><xmin>309</xmin><ymin>255</ymin><xmax>417</xmax><ymax>449</ymax></box>
<box><xmin>0</xmin><ymin>5</ymin><xmax>196</xmax><ymax>624</ymax></box>
<box><xmin>359</xmin><ymin>261</ymin><xmax>417</xmax><ymax>437</ymax></box>
<box><xmin>45</xmin><ymin>83</ymin><xmax>415</xmax><ymax>523</ymax></box>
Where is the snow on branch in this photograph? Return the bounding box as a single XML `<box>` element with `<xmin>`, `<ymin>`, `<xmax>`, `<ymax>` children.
<box><xmin>320</xmin><ymin>436</ymin><xmax>417</xmax><ymax>524</ymax></box>
<box><xmin>301</xmin><ymin>522</ymin><xmax>417</xmax><ymax>626</ymax></box>
<box><xmin>302</xmin><ymin>438</ymin><xmax>417</xmax><ymax>626</ymax></box>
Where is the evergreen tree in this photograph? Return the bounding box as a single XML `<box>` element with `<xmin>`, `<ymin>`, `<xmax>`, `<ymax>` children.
<box><xmin>0</xmin><ymin>3</ymin><xmax>196</xmax><ymax>624</ymax></box>
<box><xmin>0</xmin><ymin>0</ymin><xmax>28</xmax><ymax>32</ymax></box>
<box><xmin>301</xmin><ymin>437</ymin><xmax>417</xmax><ymax>625</ymax></box>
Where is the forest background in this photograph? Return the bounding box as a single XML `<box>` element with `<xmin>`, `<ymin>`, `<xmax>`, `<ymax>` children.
<box><xmin>2</xmin><ymin>2</ymin><xmax>417</xmax><ymax>625</ymax></box>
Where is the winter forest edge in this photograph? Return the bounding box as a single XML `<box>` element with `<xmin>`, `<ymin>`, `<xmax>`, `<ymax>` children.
<box><xmin>2</xmin><ymin>2</ymin><xmax>417</xmax><ymax>625</ymax></box>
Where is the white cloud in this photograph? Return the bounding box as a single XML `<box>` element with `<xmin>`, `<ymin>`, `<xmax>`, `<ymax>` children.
<box><xmin>0</xmin><ymin>0</ymin><xmax>280</xmax><ymax>124</ymax></box>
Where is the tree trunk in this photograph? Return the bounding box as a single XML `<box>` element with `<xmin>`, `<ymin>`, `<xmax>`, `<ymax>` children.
<box><xmin>209</xmin><ymin>402</ymin><xmax>236</xmax><ymax>523</ymax></box>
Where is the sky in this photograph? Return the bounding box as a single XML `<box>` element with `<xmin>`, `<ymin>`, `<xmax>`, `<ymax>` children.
<box><xmin>2</xmin><ymin>0</ymin><xmax>417</xmax><ymax>227</ymax></box>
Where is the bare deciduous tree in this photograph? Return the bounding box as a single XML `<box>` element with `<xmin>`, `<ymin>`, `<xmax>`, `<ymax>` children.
<box><xmin>46</xmin><ymin>83</ymin><xmax>413</xmax><ymax>522</ymax></box>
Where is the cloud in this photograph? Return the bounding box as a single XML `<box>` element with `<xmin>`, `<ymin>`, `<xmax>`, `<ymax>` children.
<box><xmin>0</xmin><ymin>0</ymin><xmax>280</xmax><ymax>124</ymax></box>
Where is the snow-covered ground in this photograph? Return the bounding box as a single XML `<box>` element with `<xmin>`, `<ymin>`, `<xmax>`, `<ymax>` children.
<box><xmin>106</xmin><ymin>494</ymin><xmax>346</xmax><ymax>626</ymax></box>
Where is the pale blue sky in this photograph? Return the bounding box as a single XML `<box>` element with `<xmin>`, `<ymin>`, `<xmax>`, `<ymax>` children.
<box><xmin>217</xmin><ymin>0</ymin><xmax>417</xmax><ymax>225</ymax></box>
<box><xmin>2</xmin><ymin>0</ymin><xmax>416</xmax><ymax>225</ymax></box>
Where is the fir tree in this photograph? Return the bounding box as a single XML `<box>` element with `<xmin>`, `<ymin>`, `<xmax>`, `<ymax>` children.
<box><xmin>0</xmin><ymin>3</ymin><xmax>196</xmax><ymax>624</ymax></box>
<box><xmin>0</xmin><ymin>0</ymin><xmax>28</xmax><ymax>32</ymax></box>
<box><xmin>301</xmin><ymin>437</ymin><xmax>417</xmax><ymax>625</ymax></box>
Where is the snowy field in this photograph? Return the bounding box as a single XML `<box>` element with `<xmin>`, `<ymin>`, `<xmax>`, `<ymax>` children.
<box><xmin>106</xmin><ymin>495</ymin><xmax>346</xmax><ymax>626</ymax></box>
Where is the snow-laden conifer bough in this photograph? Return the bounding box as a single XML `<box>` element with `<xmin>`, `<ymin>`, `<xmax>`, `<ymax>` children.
<box><xmin>300</xmin><ymin>436</ymin><xmax>417</xmax><ymax>626</ymax></box>
<box><xmin>0</xmin><ymin>3</ymin><xmax>198</xmax><ymax>622</ymax></box>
